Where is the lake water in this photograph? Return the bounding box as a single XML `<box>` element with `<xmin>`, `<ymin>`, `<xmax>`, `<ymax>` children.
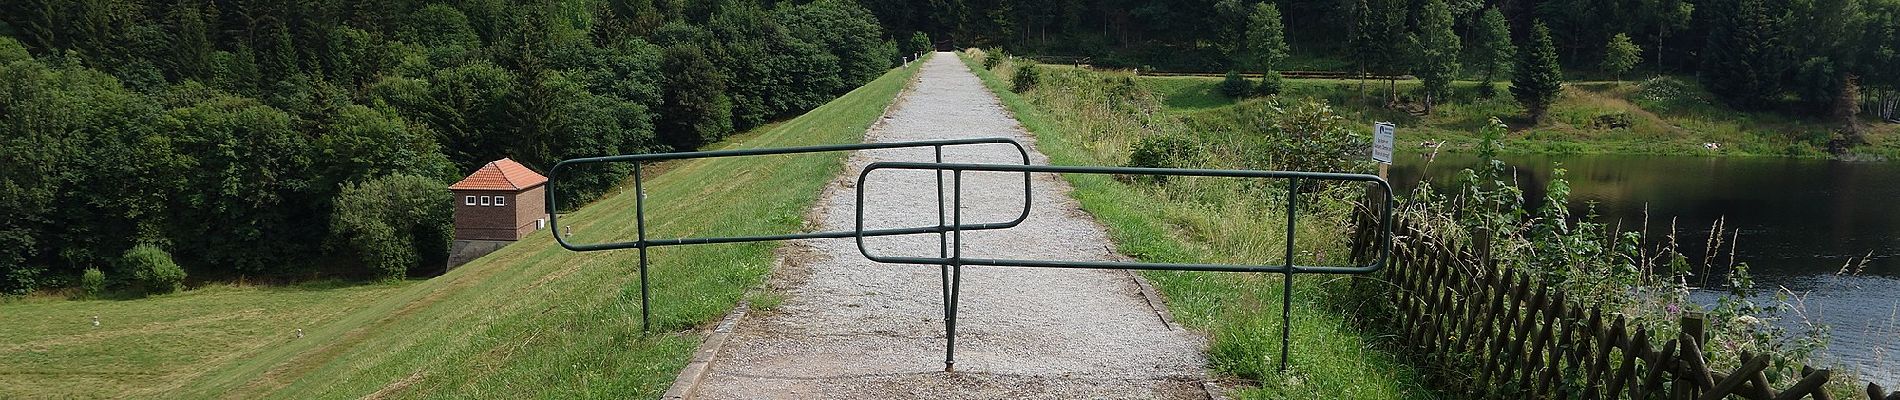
<box><xmin>1389</xmin><ymin>152</ymin><xmax>1900</xmax><ymax>385</ymax></box>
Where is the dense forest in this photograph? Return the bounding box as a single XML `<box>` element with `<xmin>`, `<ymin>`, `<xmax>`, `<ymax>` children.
<box><xmin>0</xmin><ymin>0</ymin><xmax>912</xmax><ymax>294</ymax></box>
<box><xmin>863</xmin><ymin>0</ymin><xmax>1900</xmax><ymax>118</ymax></box>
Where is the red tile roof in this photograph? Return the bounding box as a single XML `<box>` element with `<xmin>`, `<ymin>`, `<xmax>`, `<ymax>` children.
<box><xmin>449</xmin><ymin>158</ymin><xmax>548</xmax><ymax>191</ymax></box>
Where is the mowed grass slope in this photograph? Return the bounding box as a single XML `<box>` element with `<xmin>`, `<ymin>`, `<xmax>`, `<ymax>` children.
<box><xmin>960</xmin><ymin>52</ymin><xmax>1434</xmax><ymax>398</ymax></box>
<box><xmin>0</xmin><ymin>57</ymin><xmax>924</xmax><ymax>399</ymax></box>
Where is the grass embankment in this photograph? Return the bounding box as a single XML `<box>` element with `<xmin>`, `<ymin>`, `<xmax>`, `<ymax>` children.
<box><xmin>0</xmin><ymin>56</ymin><xmax>925</xmax><ymax>399</ymax></box>
<box><xmin>1138</xmin><ymin>74</ymin><xmax>1900</xmax><ymax>158</ymax></box>
<box><xmin>962</xmin><ymin>52</ymin><xmax>1433</xmax><ymax>398</ymax></box>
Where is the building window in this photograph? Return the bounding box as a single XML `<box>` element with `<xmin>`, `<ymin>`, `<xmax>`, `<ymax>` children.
<box><xmin>465</xmin><ymin>196</ymin><xmax>476</xmax><ymax>206</ymax></box>
<box><xmin>480</xmin><ymin>196</ymin><xmax>491</xmax><ymax>206</ymax></box>
<box><xmin>495</xmin><ymin>196</ymin><xmax>506</xmax><ymax>206</ymax></box>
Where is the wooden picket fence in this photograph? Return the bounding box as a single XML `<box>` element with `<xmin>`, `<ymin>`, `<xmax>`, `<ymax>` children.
<box><xmin>1366</xmin><ymin>224</ymin><xmax>1896</xmax><ymax>399</ymax></box>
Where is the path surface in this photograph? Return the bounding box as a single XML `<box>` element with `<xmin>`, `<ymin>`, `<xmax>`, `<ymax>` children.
<box><xmin>693</xmin><ymin>53</ymin><xmax>1209</xmax><ymax>399</ymax></box>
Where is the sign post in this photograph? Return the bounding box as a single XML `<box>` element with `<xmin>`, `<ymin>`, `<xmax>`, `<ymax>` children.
<box><xmin>1372</xmin><ymin>122</ymin><xmax>1395</xmax><ymax>179</ymax></box>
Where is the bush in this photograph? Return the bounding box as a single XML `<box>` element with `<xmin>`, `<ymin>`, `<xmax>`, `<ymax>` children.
<box><xmin>120</xmin><ymin>245</ymin><xmax>185</xmax><ymax>294</ymax></box>
<box><xmin>79</xmin><ymin>268</ymin><xmax>106</xmax><ymax>298</ymax></box>
<box><xmin>1220</xmin><ymin>71</ymin><xmax>1251</xmax><ymax>98</ymax></box>
<box><xmin>1256</xmin><ymin>71</ymin><xmax>1284</xmax><ymax>96</ymax></box>
<box><xmin>330</xmin><ymin>174</ymin><xmax>453</xmax><ymax>281</ymax></box>
<box><xmin>983</xmin><ymin>50</ymin><xmax>1005</xmax><ymax>70</ymax></box>
<box><xmin>905</xmin><ymin>31</ymin><xmax>932</xmax><ymax>55</ymax></box>
<box><xmin>1012</xmin><ymin>62</ymin><xmax>1041</xmax><ymax>93</ymax></box>
<box><xmin>1266</xmin><ymin>98</ymin><xmax>1370</xmax><ymax>173</ymax></box>
<box><xmin>1127</xmin><ymin>134</ymin><xmax>1206</xmax><ymax>183</ymax></box>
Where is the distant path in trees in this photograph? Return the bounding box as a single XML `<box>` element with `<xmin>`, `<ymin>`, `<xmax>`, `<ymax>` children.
<box><xmin>689</xmin><ymin>53</ymin><xmax>1210</xmax><ymax>399</ymax></box>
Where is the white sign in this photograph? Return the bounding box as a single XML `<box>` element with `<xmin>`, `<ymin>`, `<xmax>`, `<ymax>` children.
<box><xmin>1371</xmin><ymin>122</ymin><xmax>1395</xmax><ymax>164</ymax></box>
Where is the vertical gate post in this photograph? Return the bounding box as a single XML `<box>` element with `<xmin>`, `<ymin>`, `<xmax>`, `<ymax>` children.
<box><xmin>635</xmin><ymin>163</ymin><xmax>651</xmax><ymax>332</ymax></box>
<box><xmin>1281</xmin><ymin>178</ymin><xmax>1300</xmax><ymax>372</ymax></box>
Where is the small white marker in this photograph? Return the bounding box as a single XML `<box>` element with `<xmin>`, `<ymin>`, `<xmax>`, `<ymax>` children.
<box><xmin>91</xmin><ymin>316</ymin><xmax>100</xmax><ymax>328</ymax></box>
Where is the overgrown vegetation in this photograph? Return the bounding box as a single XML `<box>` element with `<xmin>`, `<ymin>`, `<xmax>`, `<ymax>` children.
<box><xmin>1134</xmin><ymin>74</ymin><xmax>1900</xmax><ymax>158</ymax></box>
<box><xmin>0</xmin><ymin>0</ymin><xmax>894</xmax><ymax>293</ymax></box>
<box><xmin>965</xmin><ymin>49</ymin><xmax>1432</xmax><ymax>399</ymax></box>
<box><xmin>972</xmin><ymin>51</ymin><xmax>1853</xmax><ymax>396</ymax></box>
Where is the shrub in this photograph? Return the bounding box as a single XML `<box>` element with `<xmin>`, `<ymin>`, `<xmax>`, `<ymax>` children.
<box><xmin>120</xmin><ymin>245</ymin><xmax>185</xmax><ymax>294</ymax></box>
<box><xmin>1220</xmin><ymin>71</ymin><xmax>1251</xmax><ymax>98</ymax></box>
<box><xmin>331</xmin><ymin>174</ymin><xmax>453</xmax><ymax>281</ymax></box>
<box><xmin>905</xmin><ymin>31</ymin><xmax>932</xmax><ymax>55</ymax></box>
<box><xmin>1012</xmin><ymin>62</ymin><xmax>1041</xmax><ymax>93</ymax></box>
<box><xmin>80</xmin><ymin>268</ymin><xmax>106</xmax><ymax>298</ymax></box>
<box><xmin>1127</xmin><ymin>134</ymin><xmax>1206</xmax><ymax>183</ymax></box>
<box><xmin>1266</xmin><ymin>98</ymin><xmax>1370</xmax><ymax>173</ymax></box>
<box><xmin>983</xmin><ymin>49</ymin><xmax>1005</xmax><ymax>70</ymax></box>
<box><xmin>1256</xmin><ymin>71</ymin><xmax>1284</xmax><ymax>96</ymax></box>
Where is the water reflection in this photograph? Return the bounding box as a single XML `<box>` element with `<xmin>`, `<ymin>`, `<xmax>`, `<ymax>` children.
<box><xmin>1389</xmin><ymin>152</ymin><xmax>1900</xmax><ymax>384</ymax></box>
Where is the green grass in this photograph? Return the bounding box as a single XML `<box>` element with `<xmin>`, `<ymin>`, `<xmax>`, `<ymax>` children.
<box><xmin>1134</xmin><ymin>74</ymin><xmax>1899</xmax><ymax>158</ymax></box>
<box><xmin>0</xmin><ymin>56</ymin><xmax>926</xmax><ymax>399</ymax></box>
<box><xmin>963</xmin><ymin>51</ymin><xmax>1434</xmax><ymax>398</ymax></box>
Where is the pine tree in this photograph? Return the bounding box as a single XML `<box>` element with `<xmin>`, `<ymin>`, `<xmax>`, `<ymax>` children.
<box><xmin>1602</xmin><ymin>33</ymin><xmax>1641</xmax><ymax>83</ymax></box>
<box><xmin>1415</xmin><ymin>0</ymin><xmax>1460</xmax><ymax>114</ymax></box>
<box><xmin>1243</xmin><ymin>3</ymin><xmax>1287</xmax><ymax>73</ymax></box>
<box><xmin>166</xmin><ymin>0</ymin><xmax>214</xmax><ymax>80</ymax></box>
<box><xmin>1701</xmin><ymin>0</ymin><xmax>1790</xmax><ymax>110</ymax></box>
<box><xmin>1512</xmin><ymin>22</ymin><xmax>1564</xmax><ymax>124</ymax></box>
<box><xmin>1472</xmin><ymin>8</ymin><xmax>1515</xmax><ymax>97</ymax></box>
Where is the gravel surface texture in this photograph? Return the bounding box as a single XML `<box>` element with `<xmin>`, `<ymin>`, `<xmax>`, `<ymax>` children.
<box><xmin>694</xmin><ymin>53</ymin><xmax>1209</xmax><ymax>399</ymax></box>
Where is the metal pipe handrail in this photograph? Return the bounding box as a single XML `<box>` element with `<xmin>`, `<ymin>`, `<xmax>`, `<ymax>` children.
<box><xmin>853</xmin><ymin>161</ymin><xmax>1395</xmax><ymax>372</ymax></box>
<box><xmin>542</xmin><ymin>138</ymin><xmax>1034</xmax><ymax>331</ymax></box>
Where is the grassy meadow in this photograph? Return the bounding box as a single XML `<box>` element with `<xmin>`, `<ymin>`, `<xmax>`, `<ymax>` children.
<box><xmin>1135</xmin><ymin>74</ymin><xmax>1900</xmax><ymax>159</ymax></box>
<box><xmin>0</xmin><ymin>56</ymin><xmax>925</xmax><ymax>399</ymax></box>
<box><xmin>962</xmin><ymin>51</ymin><xmax>1436</xmax><ymax>398</ymax></box>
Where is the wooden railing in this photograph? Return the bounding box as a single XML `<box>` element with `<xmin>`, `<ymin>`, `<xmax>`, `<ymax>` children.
<box><xmin>1365</xmin><ymin>224</ymin><xmax>1891</xmax><ymax>399</ymax></box>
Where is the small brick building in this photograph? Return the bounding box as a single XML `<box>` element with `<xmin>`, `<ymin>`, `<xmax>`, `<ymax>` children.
<box><xmin>449</xmin><ymin>158</ymin><xmax>548</xmax><ymax>241</ymax></box>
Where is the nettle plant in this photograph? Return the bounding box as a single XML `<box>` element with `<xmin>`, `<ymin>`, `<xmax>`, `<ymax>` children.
<box><xmin>1402</xmin><ymin>117</ymin><xmax>1826</xmax><ymax>371</ymax></box>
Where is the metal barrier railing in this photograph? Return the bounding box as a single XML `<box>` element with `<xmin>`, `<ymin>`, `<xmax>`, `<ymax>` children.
<box><xmin>546</xmin><ymin>138</ymin><xmax>1034</xmax><ymax>331</ymax></box>
<box><xmin>854</xmin><ymin>162</ymin><xmax>1394</xmax><ymax>372</ymax></box>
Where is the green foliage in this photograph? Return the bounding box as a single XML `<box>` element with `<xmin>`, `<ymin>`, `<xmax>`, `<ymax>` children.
<box><xmin>1265</xmin><ymin>98</ymin><xmax>1370</xmax><ymax>172</ymax></box>
<box><xmin>330</xmin><ymin>174</ymin><xmax>452</xmax><ymax>281</ymax></box>
<box><xmin>1126</xmin><ymin>134</ymin><xmax>1206</xmax><ymax>182</ymax></box>
<box><xmin>905</xmin><ymin>31</ymin><xmax>932</xmax><ymax>55</ymax></box>
<box><xmin>1793</xmin><ymin>57</ymin><xmax>1842</xmax><ymax>114</ymax></box>
<box><xmin>778</xmin><ymin>0</ymin><xmax>891</xmax><ymax>89</ymax></box>
<box><xmin>656</xmin><ymin>44</ymin><xmax>733</xmax><ymax>151</ymax></box>
<box><xmin>119</xmin><ymin>245</ymin><xmax>184</xmax><ymax>294</ymax></box>
<box><xmin>1219</xmin><ymin>70</ymin><xmax>1251</xmax><ymax>98</ymax></box>
<box><xmin>1602</xmin><ymin>33</ymin><xmax>1642</xmax><ymax>82</ymax></box>
<box><xmin>1413</xmin><ymin>0</ymin><xmax>1460</xmax><ymax>113</ymax></box>
<box><xmin>79</xmin><ymin>268</ymin><xmax>106</xmax><ymax>298</ymax></box>
<box><xmin>1242</xmin><ymin>3</ymin><xmax>1288</xmax><ymax>72</ymax></box>
<box><xmin>1513</xmin><ymin>22</ymin><xmax>1565</xmax><ymax>124</ymax></box>
<box><xmin>1256</xmin><ymin>71</ymin><xmax>1283</xmax><ymax>96</ymax></box>
<box><xmin>1701</xmin><ymin>0</ymin><xmax>1792</xmax><ymax>110</ymax></box>
<box><xmin>983</xmin><ymin>49</ymin><xmax>1005</xmax><ymax>70</ymax></box>
<box><xmin>1011</xmin><ymin>61</ymin><xmax>1040</xmax><ymax>92</ymax></box>
<box><xmin>0</xmin><ymin>37</ymin><xmax>27</xmax><ymax>63</ymax></box>
<box><xmin>400</xmin><ymin>4</ymin><xmax>483</xmax><ymax>50</ymax></box>
<box><xmin>1471</xmin><ymin>9</ymin><xmax>1515</xmax><ymax>98</ymax></box>
<box><xmin>0</xmin><ymin>0</ymin><xmax>893</xmax><ymax>292</ymax></box>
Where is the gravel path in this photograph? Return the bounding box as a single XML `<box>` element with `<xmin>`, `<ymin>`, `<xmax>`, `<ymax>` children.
<box><xmin>693</xmin><ymin>53</ymin><xmax>1209</xmax><ymax>399</ymax></box>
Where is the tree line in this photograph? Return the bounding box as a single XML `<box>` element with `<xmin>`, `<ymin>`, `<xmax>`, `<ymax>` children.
<box><xmin>865</xmin><ymin>0</ymin><xmax>1900</xmax><ymax>121</ymax></box>
<box><xmin>0</xmin><ymin>0</ymin><xmax>901</xmax><ymax>294</ymax></box>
